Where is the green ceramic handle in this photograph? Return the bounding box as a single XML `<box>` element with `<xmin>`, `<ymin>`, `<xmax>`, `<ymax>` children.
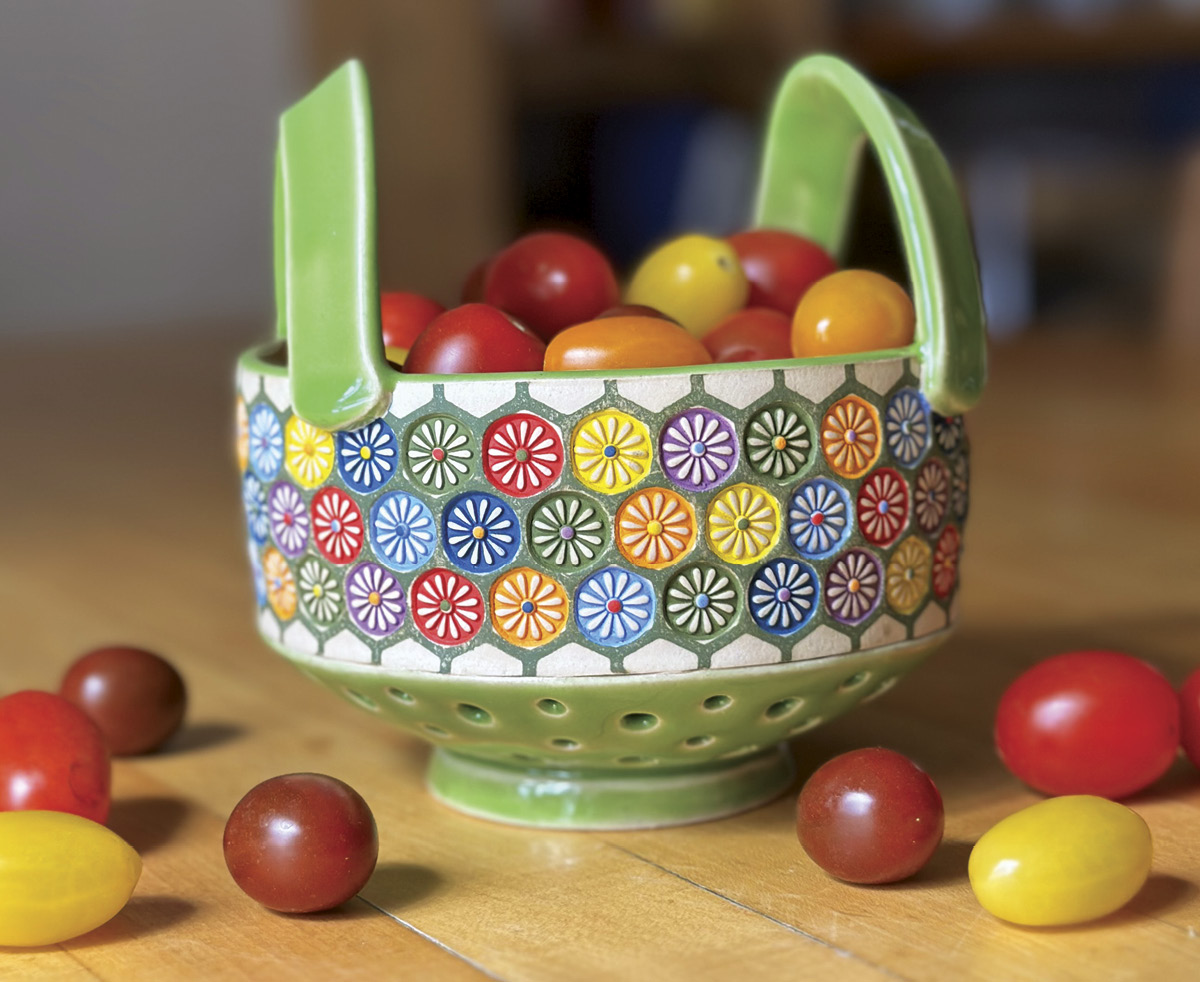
<box><xmin>754</xmin><ymin>54</ymin><xmax>987</xmax><ymax>415</ymax></box>
<box><xmin>275</xmin><ymin>60</ymin><xmax>391</xmax><ymax>431</ymax></box>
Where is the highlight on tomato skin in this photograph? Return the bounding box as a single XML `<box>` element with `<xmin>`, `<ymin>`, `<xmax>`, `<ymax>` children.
<box><xmin>402</xmin><ymin>303</ymin><xmax>546</xmax><ymax>376</ymax></box>
<box><xmin>791</xmin><ymin>269</ymin><xmax>916</xmax><ymax>360</ymax></box>
<box><xmin>544</xmin><ymin>315</ymin><xmax>713</xmax><ymax>372</ymax></box>
<box><xmin>702</xmin><ymin>307</ymin><xmax>792</xmax><ymax>363</ymax></box>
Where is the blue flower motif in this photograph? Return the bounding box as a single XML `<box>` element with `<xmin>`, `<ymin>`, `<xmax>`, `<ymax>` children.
<box><xmin>788</xmin><ymin>478</ymin><xmax>852</xmax><ymax>559</ymax></box>
<box><xmin>337</xmin><ymin>418</ymin><xmax>399</xmax><ymax>493</ymax></box>
<box><xmin>749</xmin><ymin>559</ymin><xmax>819</xmax><ymax>636</ymax></box>
<box><xmin>442</xmin><ymin>492</ymin><xmax>520</xmax><ymax>574</ymax></box>
<box><xmin>575</xmin><ymin>566</ymin><xmax>655</xmax><ymax>647</ymax></box>
<box><xmin>884</xmin><ymin>388</ymin><xmax>930</xmax><ymax>468</ymax></box>
<box><xmin>248</xmin><ymin>404</ymin><xmax>283</xmax><ymax>481</ymax></box>
<box><xmin>243</xmin><ymin>472</ymin><xmax>269</xmax><ymax>543</ymax></box>
<box><xmin>248</xmin><ymin>540</ymin><xmax>267</xmax><ymax>607</ymax></box>
<box><xmin>370</xmin><ymin>491</ymin><xmax>436</xmax><ymax>572</ymax></box>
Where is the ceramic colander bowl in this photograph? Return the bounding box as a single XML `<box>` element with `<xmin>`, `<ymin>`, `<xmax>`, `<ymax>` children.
<box><xmin>236</xmin><ymin>54</ymin><xmax>986</xmax><ymax>829</ymax></box>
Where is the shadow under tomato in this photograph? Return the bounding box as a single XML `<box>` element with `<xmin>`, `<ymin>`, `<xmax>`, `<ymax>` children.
<box><xmin>359</xmin><ymin>862</ymin><xmax>444</xmax><ymax>911</ymax></box>
<box><xmin>164</xmin><ymin>721</ymin><xmax>245</xmax><ymax>754</ymax></box>
<box><xmin>106</xmin><ymin>796</ymin><xmax>191</xmax><ymax>854</ymax></box>
<box><xmin>65</xmin><ymin>896</ymin><xmax>199</xmax><ymax>949</ymax></box>
<box><xmin>1010</xmin><ymin>874</ymin><xmax>1197</xmax><ymax>933</ymax></box>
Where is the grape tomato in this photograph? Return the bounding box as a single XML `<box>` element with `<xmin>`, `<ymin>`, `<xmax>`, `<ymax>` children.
<box><xmin>544</xmin><ymin>316</ymin><xmax>713</xmax><ymax>372</ymax></box>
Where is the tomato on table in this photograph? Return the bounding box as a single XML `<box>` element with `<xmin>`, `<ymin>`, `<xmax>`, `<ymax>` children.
<box><xmin>727</xmin><ymin>228</ymin><xmax>837</xmax><ymax>315</ymax></box>
<box><xmin>625</xmin><ymin>234</ymin><xmax>748</xmax><ymax>338</ymax></box>
<box><xmin>994</xmin><ymin>650</ymin><xmax>1179</xmax><ymax>799</ymax></box>
<box><xmin>1181</xmin><ymin>667</ymin><xmax>1200</xmax><ymax>769</ymax></box>
<box><xmin>403</xmin><ymin>303</ymin><xmax>545</xmax><ymax>375</ymax></box>
<box><xmin>702</xmin><ymin>307</ymin><xmax>792</xmax><ymax>363</ymax></box>
<box><xmin>543</xmin><ymin>315</ymin><xmax>713</xmax><ymax>372</ymax></box>
<box><xmin>791</xmin><ymin>269</ymin><xmax>915</xmax><ymax>359</ymax></box>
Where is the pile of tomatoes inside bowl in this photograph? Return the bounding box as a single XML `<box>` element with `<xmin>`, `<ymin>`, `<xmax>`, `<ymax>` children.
<box><xmin>383</xmin><ymin>229</ymin><xmax>916</xmax><ymax>376</ymax></box>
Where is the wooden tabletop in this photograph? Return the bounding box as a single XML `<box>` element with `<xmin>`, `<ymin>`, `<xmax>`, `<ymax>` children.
<box><xmin>1</xmin><ymin>325</ymin><xmax>1197</xmax><ymax>981</ymax></box>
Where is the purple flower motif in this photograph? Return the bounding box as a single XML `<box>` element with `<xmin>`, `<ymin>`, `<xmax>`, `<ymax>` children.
<box><xmin>825</xmin><ymin>549</ymin><xmax>884</xmax><ymax>626</ymax></box>
<box><xmin>345</xmin><ymin>562</ymin><xmax>406</xmax><ymax>639</ymax></box>
<box><xmin>660</xmin><ymin>408</ymin><xmax>738</xmax><ymax>492</ymax></box>
<box><xmin>269</xmin><ymin>481</ymin><xmax>309</xmax><ymax>558</ymax></box>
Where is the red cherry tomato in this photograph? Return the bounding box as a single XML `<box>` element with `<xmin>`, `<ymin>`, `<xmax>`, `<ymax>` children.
<box><xmin>995</xmin><ymin>650</ymin><xmax>1180</xmax><ymax>799</ymax></box>
<box><xmin>543</xmin><ymin>316</ymin><xmax>713</xmax><ymax>371</ymax></box>
<box><xmin>702</xmin><ymin>307</ymin><xmax>792</xmax><ymax>363</ymax></box>
<box><xmin>596</xmin><ymin>304</ymin><xmax>677</xmax><ymax>324</ymax></box>
<box><xmin>1181</xmin><ymin>668</ymin><xmax>1200</xmax><ymax>770</ymax></box>
<box><xmin>403</xmin><ymin>303</ymin><xmax>545</xmax><ymax>375</ymax></box>
<box><xmin>727</xmin><ymin>228</ymin><xmax>837</xmax><ymax>315</ymax></box>
<box><xmin>460</xmin><ymin>258</ymin><xmax>489</xmax><ymax>304</ymax></box>
<box><xmin>791</xmin><ymin>269</ymin><xmax>915</xmax><ymax>359</ymax></box>
<box><xmin>0</xmin><ymin>691</ymin><xmax>111</xmax><ymax>823</ymax></box>
<box><xmin>380</xmin><ymin>291</ymin><xmax>444</xmax><ymax>350</ymax></box>
<box><xmin>796</xmin><ymin>747</ymin><xmax>943</xmax><ymax>884</ymax></box>
<box><xmin>223</xmin><ymin>773</ymin><xmax>378</xmax><ymax>913</ymax></box>
<box><xmin>484</xmin><ymin>231</ymin><xmax>619</xmax><ymax>342</ymax></box>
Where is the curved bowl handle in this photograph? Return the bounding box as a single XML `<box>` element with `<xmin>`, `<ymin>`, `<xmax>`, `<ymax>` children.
<box><xmin>275</xmin><ymin>60</ymin><xmax>391</xmax><ymax>431</ymax></box>
<box><xmin>754</xmin><ymin>55</ymin><xmax>986</xmax><ymax>415</ymax></box>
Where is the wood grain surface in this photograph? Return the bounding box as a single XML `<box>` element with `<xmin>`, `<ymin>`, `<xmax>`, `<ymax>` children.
<box><xmin>0</xmin><ymin>325</ymin><xmax>1197</xmax><ymax>981</ymax></box>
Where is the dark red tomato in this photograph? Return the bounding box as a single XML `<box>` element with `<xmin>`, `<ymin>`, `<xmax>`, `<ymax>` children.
<box><xmin>403</xmin><ymin>303</ymin><xmax>545</xmax><ymax>375</ymax></box>
<box><xmin>595</xmin><ymin>304</ymin><xmax>677</xmax><ymax>324</ymax></box>
<box><xmin>483</xmin><ymin>231</ymin><xmax>619</xmax><ymax>341</ymax></box>
<box><xmin>60</xmin><ymin>646</ymin><xmax>187</xmax><ymax>756</ymax></box>
<box><xmin>223</xmin><ymin>773</ymin><xmax>378</xmax><ymax>913</ymax></box>
<box><xmin>727</xmin><ymin>229</ymin><xmax>836</xmax><ymax>315</ymax></box>
<box><xmin>1181</xmin><ymin>668</ymin><xmax>1200</xmax><ymax>770</ymax></box>
<box><xmin>380</xmin><ymin>291</ymin><xmax>445</xmax><ymax>351</ymax></box>
<box><xmin>796</xmin><ymin>747</ymin><xmax>943</xmax><ymax>884</ymax></box>
<box><xmin>0</xmin><ymin>690</ymin><xmax>111</xmax><ymax>823</ymax></box>
<box><xmin>702</xmin><ymin>307</ymin><xmax>792</xmax><ymax>363</ymax></box>
<box><xmin>460</xmin><ymin>258</ymin><xmax>489</xmax><ymax>304</ymax></box>
<box><xmin>995</xmin><ymin>650</ymin><xmax>1180</xmax><ymax>799</ymax></box>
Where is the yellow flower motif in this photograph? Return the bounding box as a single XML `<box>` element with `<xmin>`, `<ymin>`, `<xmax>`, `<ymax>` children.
<box><xmin>571</xmin><ymin>409</ymin><xmax>652</xmax><ymax>495</ymax></box>
<box><xmin>821</xmin><ymin>395</ymin><xmax>881</xmax><ymax>479</ymax></box>
<box><xmin>262</xmin><ymin>546</ymin><xmax>297</xmax><ymax>621</ymax></box>
<box><xmin>490</xmin><ymin>567</ymin><xmax>569</xmax><ymax>647</ymax></box>
<box><xmin>284</xmin><ymin>415</ymin><xmax>335</xmax><ymax>489</ymax></box>
<box><xmin>616</xmin><ymin>487</ymin><xmax>696</xmax><ymax>569</ymax></box>
<box><xmin>885</xmin><ymin>535</ymin><xmax>932</xmax><ymax>615</ymax></box>
<box><xmin>706</xmin><ymin>482</ymin><xmax>782</xmax><ymax>565</ymax></box>
<box><xmin>235</xmin><ymin>397</ymin><xmax>249</xmax><ymax>472</ymax></box>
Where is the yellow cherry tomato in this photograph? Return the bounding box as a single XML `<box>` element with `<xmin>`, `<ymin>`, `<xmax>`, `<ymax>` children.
<box><xmin>384</xmin><ymin>345</ymin><xmax>408</xmax><ymax>368</ymax></box>
<box><xmin>0</xmin><ymin>810</ymin><xmax>142</xmax><ymax>946</ymax></box>
<box><xmin>968</xmin><ymin>795</ymin><xmax>1151</xmax><ymax>927</ymax></box>
<box><xmin>544</xmin><ymin>316</ymin><xmax>713</xmax><ymax>371</ymax></box>
<box><xmin>791</xmin><ymin>269</ymin><xmax>915</xmax><ymax>358</ymax></box>
<box><xmin>625</xmin><ymin>234</ymin><xmax>748</xmax><ymax>338</ymax></box>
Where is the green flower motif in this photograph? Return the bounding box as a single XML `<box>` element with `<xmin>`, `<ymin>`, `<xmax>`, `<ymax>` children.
<box><xmin>744</xmin><ymin>404</ymin><xmax>811</xmax><ymax>481</ymax></box>
<box><xmin>664</xmin><ymin>564</ymin><xmax>738</xmax><ymax>639</ymax></box>
<box><xmin>405</xmin><ymin>415</ymin><xmax>472</xmax><ymax>492</ymax></box>
<box><xmin>529</xmin><ymin>494</ymin><xmax>606</xmax><ymax>569</ymax></box>
<box><xmin>297</xmin><ymin>556</ymin><xmax>342</xmax><ymax>626</ymax></box>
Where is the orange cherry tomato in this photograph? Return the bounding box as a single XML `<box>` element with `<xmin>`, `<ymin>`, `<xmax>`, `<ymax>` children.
<box><xmin>703</xmin><ymin>307</ymin><xmax>792</xmax><ymax>363</ymax></box>
<box><xmin>544</xmin><ymin>316</ymin><xmax>713</xmax><ymax>372</ymax></box>
<box><xmin>791</xmin><ymin>270</ymin><xmax>915</xmax><ymax>359</ymax></box>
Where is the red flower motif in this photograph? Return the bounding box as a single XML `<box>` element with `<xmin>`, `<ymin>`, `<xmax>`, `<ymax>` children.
<box><xmin>311</xmin><ymin>487</ymin><xmax>364</xmax><ymax>565</ymax></box>
<box><xmin>410</xmin><ymin>568</ymin><xmax>485</xmax><ymax>646</ymax></box>
<box><xmin>932</xmin><ymin>525</ymin><xmax>961</xmax><ymax>599</ymax></box>
<box><xmin>856</xmin><ymin>467</ymin><xmax>910</xmax><ymax>547</ymax></box>
<box><xmin>482</xmin><ymin>412</ymin><xmax>564</xmax><ymax>497</ymax></box>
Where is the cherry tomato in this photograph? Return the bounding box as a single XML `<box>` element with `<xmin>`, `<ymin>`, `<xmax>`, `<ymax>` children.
<box><xmin>403</xmin><ymin>303</ymin><xmax>545</xmax><ymax>375</ymax></box>
<box><xmin>223</xmin><ymin>773</ymin><xmax>378</xmax><ymax>913</ymax></box>
<box><xmin>0</xmin><ymin>810</ymin><xmax>142</xmax><ymax>946</ymax></box>
<box><xmin>544</xmin><ymin>316</ymin><xmax>713</xmax><ymax>371</ymax></box>
<box><xmin>791</xmin><ymin>269</ymin><xmax>915</xmax><ymax>359</ymax></box>
<box><xmin>460</xmin><ymin>258</ymin><xmax>489</xmax><ymax>304</ymax></box>
<box><xmin>483</xmin><ymin>231</ymin><xmax>619</xmax><ymax>342</ymax></box>
<box><xmin>702</xmin><ymin>307</ymin><xmax>792</xmax><ymax>363</ymax></box>
<box><xmin>0</xmin><ymin>691</ymin><xmax>110</xmax><ymax>823</ymax></box>
<box><xmin>60</xmin><ymin>646</ymin><xmax>187</xmax><ymax>756</ymax></box>
<box><xmin>380</xmin><ymin>291</ymin><xmax>444</xmax><ymax>351</ymax></box>
<box><xmin>796</xmin><ymin>747</ymin><xmax>943</xmax><ymax>884</ymax></box>
<box><xmin>625</xmin><ymin>234</ymin><xmax>748</xmax><ymax>338</ymax></box>
<box><xmin>1181</xmin><ymin>667</ymin><xmax>1200</xmax><ymax>770</ymax></box>
<box><xmin>727</xmin><ymin>228</ymin><xmax>837</xmax><ymax>315</ymax></box>
<box><xmin>596</xmin><ymin>303</ymin><xmax>677</xmax><ymax>324</ymax></box>
<box><xmin>995</xmin><ymin>650</ymin><xmax>1179</xmax><ymax>799</ymax></box>
<box><xmin>969</xmin><ymin>796</ymin><xmax>1151</xmax><ymax>927</ymax></box>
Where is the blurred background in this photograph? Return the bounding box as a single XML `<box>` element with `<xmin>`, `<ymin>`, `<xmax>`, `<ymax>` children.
<box><xmin>3</xmin><ymin>0</ymin><xmax>1200</xmax><ymax>344</ymax></box>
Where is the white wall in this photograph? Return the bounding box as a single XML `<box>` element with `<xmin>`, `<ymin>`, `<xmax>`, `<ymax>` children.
<box><xmin>0</xmin><ymin>0</ymin><xmax>302</xmax><ymax>333</ymax></box>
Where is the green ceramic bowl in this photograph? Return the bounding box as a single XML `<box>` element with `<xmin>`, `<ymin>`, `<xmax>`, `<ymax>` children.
<box><xmin>237</xmin><ymin>55</ymin><xmax>985</xmax><ymax>829</ymax></box>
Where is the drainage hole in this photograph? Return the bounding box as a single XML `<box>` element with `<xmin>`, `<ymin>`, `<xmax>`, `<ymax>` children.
<box><xmin>456</xmin><ymin>703</ymin><xmax>493</xmax><ymax>725</ymax></box>
<box><xmin>620</xmin><ymin>712</ymin><xmax>659</xmax><ymax>731</ymax></box>
<box><xmin>702</xmin><ymin>695</ymin><xmax>732</xmax><ymax>711</ymax></box>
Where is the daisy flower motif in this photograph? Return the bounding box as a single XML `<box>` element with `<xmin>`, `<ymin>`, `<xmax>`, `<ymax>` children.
<box><xmin>749</xmin><ymin>559</ymin><xmax>819</xmax><ymax>637</ymax></box>
<box><xmin>706</xmin><ymin>483</ymin><xmax>782</xmax><ymax>565</ymax></box>
<box><xmin>442</xmin><ymin>492</ymin><xmax>520</xmax><ymax>574</ymax></box>
<box><xmin>491</xmin><ymin>567</ymin><xmax>569</xmax><ymax>647</ymax></box>
<box><xmin>951</xmin><ymin>451</ymin><xmax>969</xmax><ymax>522</ymax></box>
<box><xmin>405</xmin><ymin>415</ymin><xmax>472</xmax><ymax>492</ymax></box>
<box><xmin>825</xmin><ymin>549</ymin><xmax>884</xmax><ymax>626</ymax></box>
<box><xmin>913</xmin><ymin>458</ymin><xmax>950</xmax><ymax>534</ymax></box>
<box><xmin>243</xmin><ymin>472</ymin><xmax>270</xmax><ymax>544</ymax></box>
<box><xmin>248</xmin><ymin>403</ymin><xmax>284</xmax><ymax>481</ymax></box>
<box><xmin>664</xmin><ymin>564</ymin><xmax>738</xmax><ymax>640</ymax></box>
<box><xmin>885</xmin><ymin>536</ymin><xmax>932</xmax><ymax>615</ymax></box>
<box><xmin>345</xmin><ymin>561</ymin><xmax>406</xmax><ymax>638</ymax></box>
<box><xmin>856</xmin><ymin>468</ymin><xmax>910</xmax><ymax>548</ymax></box>
<box><xmin>933</xmin><ymin>413</ymin><xmax>964</xmax><ymax>454</ymax></box>
<box><xmin>615</xmin><ymin>487</ymin><xmax>696</xmax><ymax>570</ymax></box>
<box><xmin>336</xmin><ymin>418</ymin><xmax>398</xmax><ymax>494</ymax></box>
<box><xmin>571</xmin><ymin>409</ymin><xmax>652</xmax><ymax>495</ymax></box>
<box><xmin>369</xmin><ymin>491</ymin><xmax>435</xmax><ymax>572</ymax></box>
<box><xmin>884</xmin><ymin>388</ymin><xmax>931</xmax><ymax>468</ymax></box>
<box><xmin>483</xmin><ymin>412</ymin><xmax>564</xmax><ymax>497</ymax></box>
<box><xmin>311</xmin><ymin>487</ymin><xmax>365</xmax><ymax>565</ymax></box>
<box><xmin>262</xmin><ymin>546</ymin><xmax>297</xmax><ymax>621</ymax></box>
<box><xmin>574</xmin><ymin>566</ymin><xmax>655</xmax><ymax>648</ymax></box>
<box><xmin>297</xmin><ymin>557</ymin><xmax>342</xmax><ymax>626</ymax></box>
<box><xmin>528</xmin><ymin>494</ymin><xmax>606</xmax><ymax>568</ymax></box>
<box><xmin>788</xmin><ymin>478</ymin><xmax>852</xmax><ymax>559</ymax></box>
<box><xmin>236</xmin><ymin>397</ymin><xmax>250</xmax><ymax>472</ymax></box>
<box><xmin>268</xmin><ymin>481</ymin><xmax>309</xmax><ymax>558</ymax></box>
<box><xmin>411</xmin><ymin>568</ymin><xmax>484</xmax><ymax>646</ymax></box>
<box><xmin>820</xmin><ymin>395</ymin><xmax>882</xmax><ymax>479</ymax></box>
<box><xmin>744</xmin><ymin>404</ymin><xmax>811</xmax><ymax>481</ymax></box>
<box><xmin>932</xmin><ymin>526</ymin><xmax>961</xmax><ymax>599</ymax></box>
<box><xmin>284</xmin><ymin>416</ymin><xmax>335</xmax><ymax>489</ymax></box>
<box><xmin>659</xmin><ymin>408</ymin><xmax>738</xmax><ymax>492</ymax></box>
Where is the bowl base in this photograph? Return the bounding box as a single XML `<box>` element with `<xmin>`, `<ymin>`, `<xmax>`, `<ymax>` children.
<box><xmin>426</xmin><ymin>743</ymin><xmax>795</xmax><ymax>830</ymax></box>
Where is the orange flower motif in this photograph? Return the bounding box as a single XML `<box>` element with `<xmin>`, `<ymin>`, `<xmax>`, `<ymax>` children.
<box><xmin>236</xmin><ymin>398</ymin><xmax>250</xmax><ymax>471</ymax></box>
<box><xmin>262</xmin><ymin>546</ymin><xmax>297</xmax><ymax>621</ymax></box>
<box><xmin>615</xmin><ymin>487</ymin><xmax>696</xmax><ymax>569</ymax></box>
<box><xmin>491</xmin><ymin>568</ymin><xmax>569</xmax><ymax>647</ymax></box>
<box><xmin>821</xmin><ymin>395</ymin><xmax>881</xmax><ymax>479</ymax></box>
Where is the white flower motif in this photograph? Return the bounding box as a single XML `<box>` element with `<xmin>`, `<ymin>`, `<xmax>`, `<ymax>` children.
<box><xmin>788</xmin><ymin>479</ymin><xmax>851</xmax><ymax>558</ymax></box>
<box><xmin>660</xmin><ymin>408</ymin><xmax>737</xmax><ymax>490</ymax></box>
<box><xmin>575</xmin><ymin>567</ymin><xmax>654</xmax><ymax>647</ymax></box>
<box><xmin>406</xmin><ymin>416</ymin><xmax>471</xmax><ymax>491</ymax></box>
<box><xmin>884</xmin><ymin>388</ymin><xmax>930</xmax><ymax>468</ymax></box>
<box><xmin>338</xmin><ymin>419</ymin><xmax>398</xmax><ymax>492</ymax></box>
<box><xmin>529</xmin><ymin>494</ymin><xmax>605</xmax><ymax>568</ymax></box>
<box><xmin>745</xmin><ymin>405</ymin><xmax>810</xmax><ymax>480</ymax></box>
<box><xmin>749</xmin><ymin>559</ymin><xmax>817</xmax><ymax>636</ymax></box>
<box><xmin>345</xmin><ymin>562</ymin><xmax>405</xmax><ymax>638</ymax></box>
<box><xmin>444</xmin><ymin>494</ymin><xmax>518</xmax><ymax>571</ymax></box>
<box><xmin>370</xmin><ymin>492</ymin><xmax>435</xmax><ymax>572</ymax></box>
<box><xmin>665</xmin><ymin>564</ymin><xmax>738</xmax><ymax>638</ymax></box>
<box><xmin>297</xmin><ymin>558</ymin><xmax>341</xmax><ymax>625</ymax></box>
<box><xmin>826</xmin><ymin>550</ymin><xmax>883</xmax><ymax>625</ymax></box>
